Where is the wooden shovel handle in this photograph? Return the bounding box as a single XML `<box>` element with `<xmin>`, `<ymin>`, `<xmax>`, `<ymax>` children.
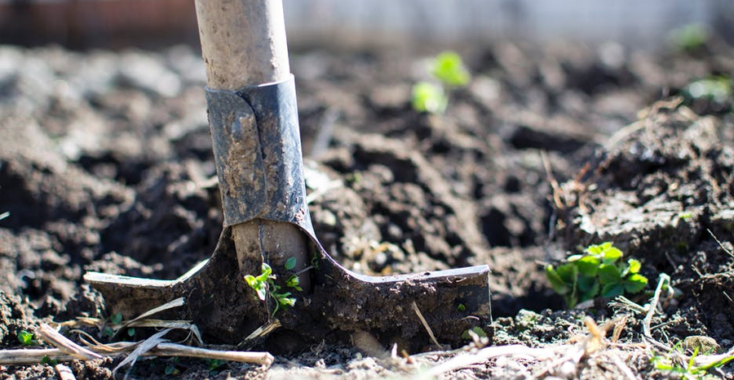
<box><xmin>194</xmin><ymin>0</ymin><xmax>290</xmax><ymax>89</ymax></box>
<box><xmin>194</xmin><ymin>0</ymin><xmax>310</xmax><ymax>293</ymax></box>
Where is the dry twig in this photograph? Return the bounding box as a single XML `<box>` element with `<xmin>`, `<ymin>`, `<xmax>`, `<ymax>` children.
<box><xmin>37</xmin><ymin>323</ymin><xmax>102</xmax><ymax>361</ymax></box>
<box><xmin>0</xmin><ymin>341</ymin><xmax>273</xmax><ymax>367</ymax></box>
<box><xmin>411</xmin><ymin>302</ymin><xmax>441</xmax><ymax>350</ymax></box>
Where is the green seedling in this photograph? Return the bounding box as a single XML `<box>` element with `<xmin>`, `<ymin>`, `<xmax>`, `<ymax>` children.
<box><xmin>461</xmin><ymin>326</ymin><xmax>487</xmax><ymax>340</ymax></box>
<box><xmin>244</xmin><ymin>262</ymin><xmax>300</xmax><ymax>317</ymax></box>
<box><xmin>679</xmin><ymin>212</ymin><xmax>693</xmax><ymax>220</ymax></box>
<box><xmin>206</xmin><ymin>358</ymin><xmax>226</xmax><ymax>375</ymax></box>
<box><xmin>546</xmin><ymin>242</ymin><xmax>648</xmax><ymax>308</ymax></box>
<box><xmin>457</xmin><ymin>303</ymin><xmax>466</xmax><ymax>312</ymax></box>
<box><xmin>110</xmin><ymin>312</ymin><xmax>123</xmax><ymax>325</ymax></box>
<box><xmin>670</xmin><ymin>24</ymin><xmax>708</xmax><ymax>53</ymax></box>
<box><xmin>41</xmin><ymin>355</ymin><xmax>58</xmax><ymax>366</ymax></box>
<box><xmin>18</xmin><ymin>330</ymin><xmax>37</xmax><ymax>346</ymax></box>
<box><xmin>650</xmin><ymin>343</ymin><xmax>734</xmax><ymax>380</ymax></box>
<box><xmin>684</xmin><ymin>76</ymin><xmax>732</xmax><ymax>103</ymax></box>
<box><xmin>431</xmin><ymin>51</ymin><xmax>471</xmax><ymax>88</ymax></box>
<box><xmin>412</xmin><ymin>51</ymin><xmax>471</xmax><ymax>114</ymax></box>
<box><xmin>412</xmin><ymin>82</ymin><xmax>447</xmax><ymax>114</ymax></box>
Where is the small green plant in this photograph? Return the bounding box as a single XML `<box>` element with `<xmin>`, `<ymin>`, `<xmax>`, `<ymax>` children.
<box><xmin>412</xmin><ymin>51</ymin><xmax>471</xmax><ymax>114</ymax></box>
<box><xmin>244</xmin><ymin>262</ymin><xmax>300</xmax><ymax>317</ymax></box>
<box><xmin>650</xmin><ymin>343</ymin><xmax>734</xmax><ymax>380</ymax></box>
<box><xmin>412</xmin><ymin>82</ymin><xmax>447</xmax><ymax>114</ymax></box>
<box><xmin>41</xmin><ymin>355</ymin><xmax>58</xmax><ymax>366</ymax></box>
<box><xmin>18</xmin><ymin>330</ymin><xmax>37</xmax><ymax>346</ymax></box>
<box><xmin>670</xmin><ymin>24</ymin><xmax>708</xmax><ymax>53</ymax></box>
<box><xmin>546</xmin><ymin>242</ymin><xmax>648</xmax><ymax>308</ymax></box>
<box><xmin>206</xmin><ymin>358</ymin><xmax>226</xmax><ymax>375</ymax></box>
<box><xmin>683</xmin><ymin>76</ymin><xmax>732</xmax><ymax>103</ymax></box>
<box><xmin>461</xmin><ymin>326</ymin><xmax>487</xmax><ymax>340</ymax></box>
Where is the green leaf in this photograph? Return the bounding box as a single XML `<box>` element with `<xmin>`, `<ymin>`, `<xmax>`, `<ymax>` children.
<box><xmin>598</xmin><ymin>264</ymin><xmax>621</xmax><ymax>285</ymax></box>
<box><xmin>627</xmin><ymin>259</ymin><xmax>642</xmax><ymax>274</ymax></box>
<box><xmin>110</xmin><ymin>312</ymin><xmax>123</xmax><ymax>325</ymax></box>
<box><xmin>567</xmin><ymin>254</ymin><xmax>584</xmax><ymax>262</ymax></box>
<box><xmin>577</xmin><ymin>276</ymin><xmax>600</xmax><ymax>302</ymax></box>
<box><xmin>624</xmin><ymin>274</ymin><xmax>649</xmax><ymax>293</ymax></box>
<box><xmin>556</xmin><ymin>263</ymin><xmax>578</xmax><ymax>283</ymax></box>
<box><xmin>284</xmin><ymin>257</ymin><xmax>297</xmax><ymax>271</ymax></box>
<box><xmin>244</xmin><ymin>274</ymin><xmax>258</xmax><ymax>288</ymax></box>
<box><xmin>257</xmin><ymin>263</ymin><xmax>273</xmax><ymax>283</ymax></box>
<box><xmin>286</xmin><ymin>275</ymin><xmax>302</xmax><ymax>291</ymax></box>
<box><xmin>412</xmin><ymin>82</ymin><xmax>448</xmax><ymax>114</ymax></box>
<box><xmin>602</xmin><ymin>283</ymin><xmax>625</xmax><ymax>298</ymax></box>
<box><xmin>601</xmin><ymin>246</ymin><xmax>623</xmax><ymax>264</ymax></box>
<box><xmin>546</xmin><ymin>265</ymin><xmax>570</xmax><ymax>295</ymax></box>
<box><xmin>431</xmin><ymin>51</ymin><xmax>471</xmax><ymax>87</ymax></box>
<box><xmin>127</xmin><ymin>328</ymin><xmax>135</xmax><ymax>337</ymax></box>
<box><xmin>457</xmin><ymin>304</ymin><xmax>466</xmax><ymax>312</ymax></box>
<box><xmin>586</xmin><ymin>244</ymin><xmax>604</xmax><ymax>255</ymax></box>
<box><xmin>41</xmin><ymin>355</ymin><xmax>58</xmax><ymax>366</ymax></box>
<box><xmin>576</xmin><ymin>255</ymin><xmax>601</xmax><ymax>276</ymax></box>
<box><xmin>18</xmin><ymin>330</ymin><xmax>34</xmax><ymax>345</ymax></box>
<box><xmin>461</xmin><ymin>327</ymin><xmax>487</xmax><ymax>340</ymax></box>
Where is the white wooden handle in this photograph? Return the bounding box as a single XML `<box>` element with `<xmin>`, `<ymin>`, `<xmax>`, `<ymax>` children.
<box><xmin>194</xmin><ymin>0</ymin><xmax>291</xmax><ymax>90</ymax></box>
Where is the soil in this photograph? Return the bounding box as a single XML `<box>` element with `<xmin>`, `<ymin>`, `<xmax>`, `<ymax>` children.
<box><xmin>1</xmin><ymin>37</ymin><xmax>734</xmax><ymax>379</ymax></box>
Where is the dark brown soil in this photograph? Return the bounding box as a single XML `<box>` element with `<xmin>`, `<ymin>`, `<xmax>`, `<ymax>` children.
<box><xmin>1</xmin><ymin>38</ymin><xmax>734</xmax><ymax>379</ymax></box>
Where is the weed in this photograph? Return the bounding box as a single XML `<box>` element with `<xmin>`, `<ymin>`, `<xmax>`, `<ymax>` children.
<box><xmin>18</xmin><ymin>330</ymin><xmax>37</xmax><ymax>346</ymax></box>
<box><xmin>244</xmin><ymin>262</ymin><xmax>300</xmax><ymax>317</ymax></box>
<box><xmin>412</xmin><ymin>51</ymin><xmax>471</xmax><ymax>114</ymax></box>
<box><xmin>684</xmin><ymin>76</ymin><xmax>732</xmax><ymax>103</ymax></box>
<box><xmin>206</xmin><ymin>358</ymin><xmax>226</xmax><ymax>375</ymax></box>
<box><xmin>546</xmin><ymin>242</ymin><xmax>648</xmax><ymax>308</ymax></box>
<box><xmin>669</xmin><ymin>24</ymin><xmax>708</xmax><ymax>53</ymax></box>
<box><xmin>650</xmin><ymin>343</ymin><xmax>734</xmax><ymax>380</ymax></box>
<box><xmin>412</xmin><ymin>82</ymin><xmax>447</xmax><ymax>114</ymax></box>
<box><xmin>41</xmin><ymin>355</ymin><xmax>58</xmax><ymax>366</ymax></box>
<box><xmin>461</xmin><ymin>326</ymin><xmax>487</xmax><ymax>340</ymax></box>
<box><xmin>679</xmin><ymin>212</ymin><xmax>693</xmax><ymax>220</ymax></box>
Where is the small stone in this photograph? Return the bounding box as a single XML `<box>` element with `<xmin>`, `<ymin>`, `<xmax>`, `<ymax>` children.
<box><xmin>683</xmin><ymin>335</ymin><xmax>721</xmax><ymax>354</ymax></box>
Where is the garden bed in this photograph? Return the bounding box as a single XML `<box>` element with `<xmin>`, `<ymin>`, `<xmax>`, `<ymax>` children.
<box><xmin>1</xmin><ymin>38</ymin><xmax>733</xmax><ymax>379</ymax></box>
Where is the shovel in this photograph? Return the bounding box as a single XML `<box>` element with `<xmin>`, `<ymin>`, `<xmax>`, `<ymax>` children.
<box><xmin>85</xmin><ymin>0</ymin><xmax>491</xmax><ymax>350</ymax></box>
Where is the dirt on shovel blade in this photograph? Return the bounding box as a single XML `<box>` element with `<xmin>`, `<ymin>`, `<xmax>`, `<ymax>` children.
<box><xmin>1</xmin><ymin>38</ymin><xmax>734</xmax><ymax>379</ymax></box>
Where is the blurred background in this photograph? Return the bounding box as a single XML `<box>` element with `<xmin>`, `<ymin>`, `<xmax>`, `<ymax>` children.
<box><xmin>0</xmin><ymin>0</ymin><xmax>733</xmax><ymax>50</ymax></box>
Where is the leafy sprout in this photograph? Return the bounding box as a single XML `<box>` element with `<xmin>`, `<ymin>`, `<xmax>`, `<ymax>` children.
<box><xmin>41</xmin><ymin>355</ymin><xmax>58</xmax><ymax>366</ymax></box>
<box><xmin>412</xmin><ymin>82</ymin><xmax>447</xmax><ymax>114</ymax></box>
<box><xmin>18</xmin><ymin>330</ymin><xmax>36</xmax><ymax>346</ymax></box>
<box><xmin>546</xmin><ymin>242</ymin><xmax>648</xmax><ymax>308</ymax></box>
<box><xmin>669</xmin><ymin>24</ymin><xmax>708</xmax><ymax>53</ymax></box>
<box><xmin>244</xmin><ymin>261</ymin><xmax>302</xmax><ymax>317</ymax></box>
<box><xmin>683</xmin><ymin>76</ymin><xmax>732</xmax><ymax>103</ymax></box>
<box><xmin>431</xmin><ymin>51</ymin><xmax>471</xmax><ymax>88</ymax></box>
<box><xmin>412</xmin><ymin>51</ymin><xmax>471</xmax><ymax>114</ymax></box>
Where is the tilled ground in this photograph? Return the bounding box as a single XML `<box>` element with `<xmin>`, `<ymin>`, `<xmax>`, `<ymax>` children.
<box><xmin>1</xmin><ymin>38</ymin><xmax>734</xmax><ymax>379</ymax></box>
